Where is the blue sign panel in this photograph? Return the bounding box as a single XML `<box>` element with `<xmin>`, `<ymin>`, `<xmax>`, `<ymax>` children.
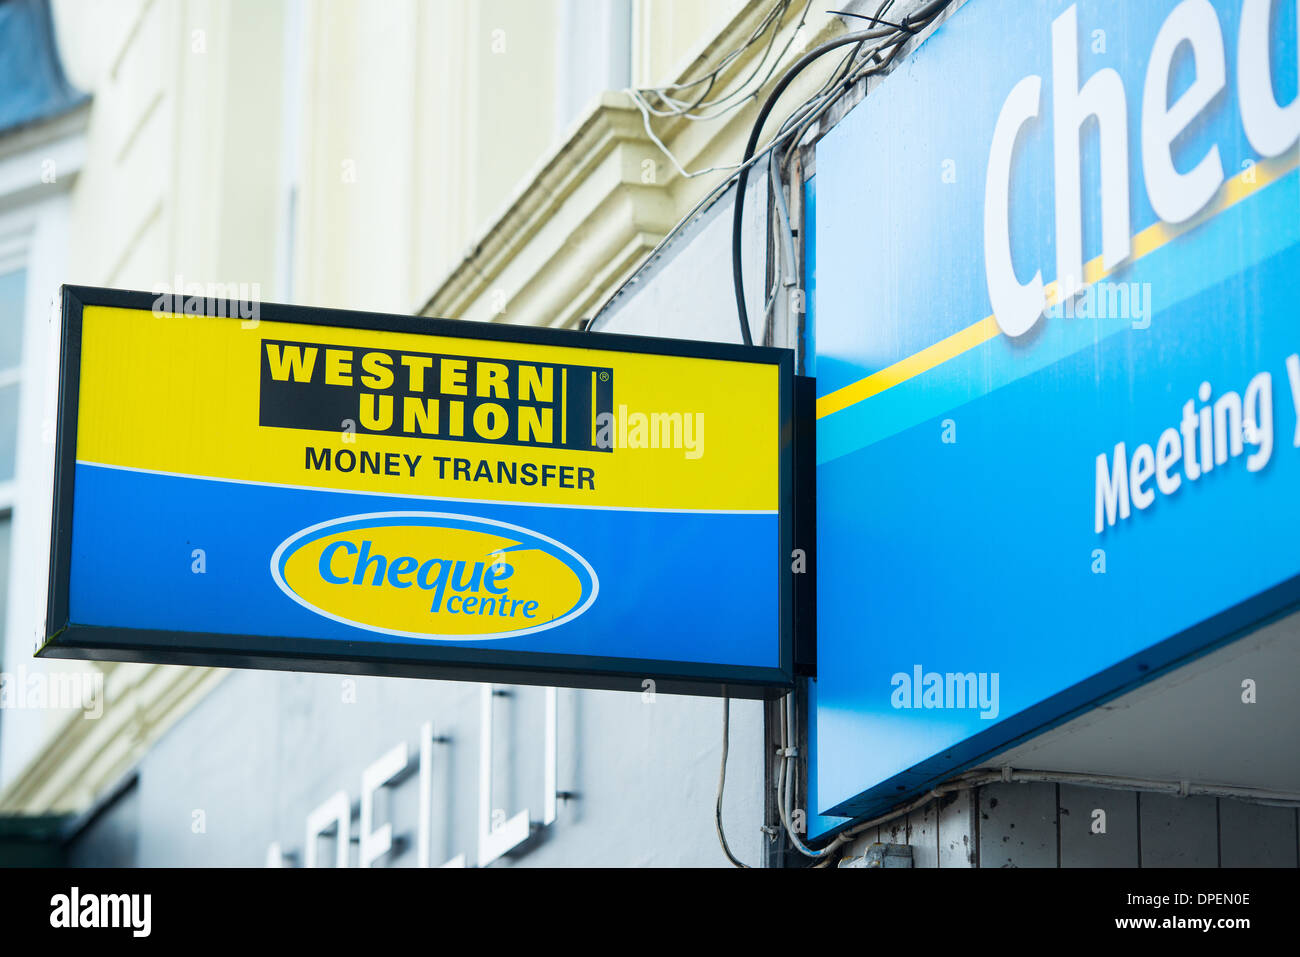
<box><xmin>810</xmin><ymin>0</ymin><xmax>1300</xmax><ymax>829</ymax></box>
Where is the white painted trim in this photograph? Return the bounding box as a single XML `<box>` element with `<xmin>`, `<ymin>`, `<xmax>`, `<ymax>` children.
<box><xmin>0</xmin><ymin>112</ymin><xmax>87</xmax><ymax>212</ymax></box>
<box><xmin>0</xmin><ymin>132</ymin><xmax>77</xmax><ymax>789</ymax></box>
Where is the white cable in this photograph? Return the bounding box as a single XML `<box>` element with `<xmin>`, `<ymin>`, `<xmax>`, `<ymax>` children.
<box><xmin>617</xmin><ymin>85</ymin><xmax>827</xmax><ymax>262</ymax></box>
<box><xmin>627</xmin><ymin>89</ymin><xmax>751</xmax><ymax>180</ymax></box>
<box><xmin>768</xmin><ymin>145</ymin><xmax>798</xmax><ymax>290</ymax></box>
<box><xmin>775</xmin><ymin>691</ymin><xmax>845</xmax><ymax>859</ymax></box>
<box><xmin>647</xmin><ymin>1</ymin><xmax>787</xmax><ymax>99</ymax></box>
<box><xmin>625</xmin><ymin>0</ymin><xmax>823</xmax><ymax>177</ymax></box>
<box><xmin>635</xmin><ymin>3</ymin><xmax>788</xmax><ymax>119</ymax></box>
<box><xmin>604</xmin><ymin>3</ymin><xmax>915</xmax><ymax>310</ymax></box>
<box><xmin>637</xmin><ymin>0</ymin><xmax>811</xmax><ymax>122</ymax></box>
<box><xmin>714</xmin><ymin>696</ymin><xmax>753</xmax><ymax>868</ymax></box>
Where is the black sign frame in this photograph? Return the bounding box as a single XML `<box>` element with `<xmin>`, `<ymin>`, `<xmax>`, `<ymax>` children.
<box><xmin>39</xmin><ymin>286</ymin><xmax>796</xmax><ymax>698</ymax></box>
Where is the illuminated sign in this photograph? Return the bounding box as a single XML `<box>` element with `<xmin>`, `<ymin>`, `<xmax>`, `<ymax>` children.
<box><xmin>41</xmin><ymin>287</ymin><xmax>794</xmax><ymax>697</ymax></box>
<box><xmin>809</xmin><ymin>0</ymin><xmax>1300</xmax><ymax>833</ymax></box>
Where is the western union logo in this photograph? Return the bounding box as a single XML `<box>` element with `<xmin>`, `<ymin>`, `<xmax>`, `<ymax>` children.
<box><xmin>271</xmin><ymin>511</ymin><xmax>599</xmax><ymax>640</ymax></box>
<box><xmin>259</xmin><ymin>339</ymin><xmax>615</xmax><ymax>452</ymax></box>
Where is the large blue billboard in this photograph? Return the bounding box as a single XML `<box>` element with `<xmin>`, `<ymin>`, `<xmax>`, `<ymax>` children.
<box><xmin>809</xmin><ymin>0</ymin><xmax>1300</xmax><ymax>830</ymax></box>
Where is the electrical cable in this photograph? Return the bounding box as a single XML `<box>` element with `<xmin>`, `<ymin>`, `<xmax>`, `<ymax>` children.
<box><xmin>777</xmin><ymin>21</ymin><xmax>914</xmax><ymax>170</ymax></box>
<box><xmin>593</xmin><ymin>4</ymin><xmax>924</xmax><ymax>331</ymax></box>
<box><xmin>602</xmin><ymin>76</ymin><xmax>847</xmax><ymax>326</ymax></box>
<box><xmin>828</xmin><ymin>7</ymin><xmax>916</xmax><ymax>32</ymax></box>
<box><xmin>731</xmin><ymin>26</ymin><xmax>901</xmax><ymax>334</ymax></box>
<box><xmin>776</xmin><ymin>691</ymin><xmax>841</xmax><ymax>860</ymax></box>
<box><xmin>757</xmin><ymin>141</ymin><xmax>800</xmax><ymax>345</ymax></box>
<box><xmin>762</xmin><ymin>3</ymin><xmax>961</xmax><ymax>863</ymax></box>
<box><xmin>639</xmin><ymin>0</ymin><xmax>807</xmax><ymax>121</ymax></box>
<box><xmin>648</xmin><ymin>1</ymin><xmax>788</xmax><ymax>98</ymax></box>
<box><xmin>754</xmin><ymin>25</ymin><xmax>913</xmax><ymax>342</ymax></box>
<box><xmin>760</xmin><ymin>2</ymin><xmax>901</xmax><ymax>339</ymax></box>
<box><xmin>626</xmin><ymin>1</ymin><xmax>817</xmax><ymax>180</ymax></box>
<box><xmin>714</xmin><ymin>696</ymin><xmax>753</xmax><ymax>868</ymax></box>
<box><xmin>800</xmin><ymin>767</ymin><xmax>1300</xmax><ymax>867</ymax></box>
<box><xmin>705</xmin><ymin>0</ymin><xmax>1297</xmax><ymax>869</ymax></box>
<box><xmin>732</xmin><ymin>0</ymin><xmax>953</xmax><ymax>344</ymax></box>
<box><xmin>635</xmin><ymin>1</ymin><xmax>788</xmax><ymax>118</ymax></box>
<box><xmin>595</xmin><ymin>6</ymin><xmax>903</xmax><ymax>331</ymax></box>
<box><xmin>769</xmin><ymin>145</ymin><xmax>798</xmax><ymax>296</ymax></box>
<box><xmin>728</xmin><ymin>26</ymin><xmax>892</xmax><ymax>344</ymax></box>
<box><xmin>779</xmin><ymin>32</ymin><xmax>904</xmax><ymax>163</ymax></box>
<box><xmin>671</xmin><ymin>0</ymin><xmax>804</xmax><ymax>120</ymax></box>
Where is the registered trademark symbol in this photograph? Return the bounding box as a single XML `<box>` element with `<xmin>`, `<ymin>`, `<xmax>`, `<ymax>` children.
<box><xmin>598</xmin><ymin>371</ymin><xmax>609</xmax><ymax>381</ymax></box>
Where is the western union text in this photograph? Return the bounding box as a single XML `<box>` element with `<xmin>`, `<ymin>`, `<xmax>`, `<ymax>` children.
<box><xmin>259</xmin><ymin>339</ymin><xmax>614</xmax><ymax>452</ymax></box>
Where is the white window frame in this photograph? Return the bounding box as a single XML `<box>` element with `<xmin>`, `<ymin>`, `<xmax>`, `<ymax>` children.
<box><xmin>554</xmin><ymin>0</ymin><xmax>633</xmax><ymax>140</ymax></box>
<box><xmin>0</xmin><ymin>227</ymin><xmax>33</xmax><ymax>512</ymax></box>
<box><xmin>0</xmin><ymin>110</ymin><xmax>86</xmax><ymax>788</ymax></box>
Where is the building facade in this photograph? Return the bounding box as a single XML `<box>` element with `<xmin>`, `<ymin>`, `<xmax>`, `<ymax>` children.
<box><xmin>0</xmin><ymin>0</ymin><xmax>1296</xmax><ymax>867</ymax></box>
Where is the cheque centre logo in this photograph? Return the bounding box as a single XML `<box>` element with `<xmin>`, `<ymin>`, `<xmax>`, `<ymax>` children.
<box><xmin>271</xmin><ymin>512</ymin><xmax>598</xmax><ymax>640</ymax></box>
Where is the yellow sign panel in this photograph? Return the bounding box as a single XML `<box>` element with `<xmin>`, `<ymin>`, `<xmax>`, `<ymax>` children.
<box><xmin>75</xmin><ymin>306</ymin><xmax>779</xmax><ymax>511</ymax></box>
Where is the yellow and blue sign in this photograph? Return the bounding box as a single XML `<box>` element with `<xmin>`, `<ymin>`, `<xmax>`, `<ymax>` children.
<box><xmin>41</xmin><ymin>287</ymin><xmax>793</xmax><ymax>696</ymax></box>
<box><xmin>273</xmin><ymin>512</ymin><xmax>598</xmax><ymax>640</ymax></box>
<box><xmin>809</xmin><ymin>0</ymin><xmax>1300</xmax><ymax>833</ymax></box>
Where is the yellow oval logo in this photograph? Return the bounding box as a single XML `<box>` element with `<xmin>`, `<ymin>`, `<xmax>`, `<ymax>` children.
<box><xmin>271</xmin><ymin>512</ymin><xmax>598</xmax><ymax>640</ymax></box>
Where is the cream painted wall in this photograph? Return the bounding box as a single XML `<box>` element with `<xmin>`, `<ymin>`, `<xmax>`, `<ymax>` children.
<box><xmin>49</xmin><ymin>0</ymin><xmax>569</xmax><ymax>314</ymax></box>
<box><xmin>292</xmin><ymin>0</ymin><xmax>563</xmax><ymax>314</ymax></box>
<box><xmin>9</xmin><ymin>0</ymin><xmax>843</xmax><ymax>812</ymax></box>
<box><xmin>633</xmin><ymin>0</ymin><xmax>740</xmax><ymax>88</ymax></box>
<box><xmin>48</xmin><ymin>0</ymin><xmax>796</xmax><ymax>316</ymax></box>
<box><xmin>52</xmin><ymin>0</ymin><xmax>285</xmax><ymax>296</ymax></box>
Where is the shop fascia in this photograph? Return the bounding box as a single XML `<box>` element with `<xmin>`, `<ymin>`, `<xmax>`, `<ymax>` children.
<box><xmin>984</xmin><ymin>0</ymin><xmax>1299</xmax><ymax>338</ymax></box>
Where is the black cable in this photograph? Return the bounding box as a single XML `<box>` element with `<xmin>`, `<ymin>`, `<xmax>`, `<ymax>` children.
<box><xmin>673</xmin><ymin>0</ymin><xmax>814</xmax><ymax>122</ymax></box>
<box><xmin>645</xmin><ymin>0</ymin><xmax>789</xmax><ymax>112</ymax></box>
<box><xmin>828</xmin><ymin>9</ymin><xmax>916</xmax><ymax>33</ymax></box>
<box><xmin>778</xmin><ymin>22</ymin><xmax>913</xmax><ymax>169</ymax></box>
<box><xmin>729</xmin><ymin>27</ymin><xmax>887</xmax><ymax>345</ymax></box>
<box><xmin>731</xmin><ymin>0</ymin><xmax>952</xmax><ymax>345</ymax></box>
<box><xmin>586</xmin><ymin>6</ymin><xmax>903</xmax><ymax>338</ymax></box>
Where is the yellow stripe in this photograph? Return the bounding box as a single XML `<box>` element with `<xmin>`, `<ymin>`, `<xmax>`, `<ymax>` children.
<box><xmin>817</xmin><ymin>152</ymin><xmax>1299</xmax><ymax>420</ymax></box>
<box><xmin>561</xmin><ymin>368</ymin><xmax>568</xmax><ymax>444</ymax></box>
<box><xmin>815</xmin><ymin>317</ymin><xmax>1001</xmax><ymax>419</ymax></box>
